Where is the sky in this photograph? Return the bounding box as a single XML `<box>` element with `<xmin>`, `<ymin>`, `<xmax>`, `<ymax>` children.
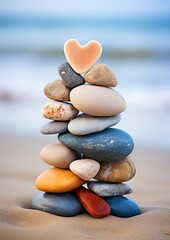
<box><xmin>0</xmin><ymin>0</ymin><xmax>170</xmax><ymax>17</ymax></box>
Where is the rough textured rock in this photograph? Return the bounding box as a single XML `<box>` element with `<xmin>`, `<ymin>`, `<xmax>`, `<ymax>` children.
<box><xmin>84</xmin><ymin>64</ymin><xmax>117</xmax><ymax>87</ymax></box>
<box><xmin>44</xmin><ymin>80</ymin><xmax>70</xmax><ymax>101</ymax></box>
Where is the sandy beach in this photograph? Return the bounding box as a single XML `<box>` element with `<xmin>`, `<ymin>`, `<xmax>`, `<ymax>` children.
<box><xmin>0</xmin><ymin>133</ymin><xmax>170</xmax><ymax>240</ymax></box>
<box><xmin>0</xmin><ymin>0</ymin><xmax>170</xmax><ymax>239</ymax></box>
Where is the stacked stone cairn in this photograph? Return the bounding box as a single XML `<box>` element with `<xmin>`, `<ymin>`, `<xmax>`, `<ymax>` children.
<box><xmin>32</xmin><ymin>39</ymin><xmax>141</xmax><ymax>218</ymax></box>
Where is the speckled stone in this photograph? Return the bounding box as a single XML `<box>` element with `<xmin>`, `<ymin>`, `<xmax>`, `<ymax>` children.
<box><xmin>104</xmin><ymin>196</ymin><xmax>141</xmax><ymax>218</ymax></box>
<box><xmin>87</xmin><ymin>181</ymin><xmax>133</xmax><ymax>197</ymax></box>
<box><xmin>42</xmin><ymin>101</ymin><xmax>78</xmax><ymax>121</ymax></box>
<box><xmin>58</xmin><ymin>62</ymin><xmax>85</xmax><ymax>88</ymax></box>
<box><xmin>70</xmin><ymin>85</ymin><xmax>126</xmax><ymax>116</ymax></box>
<box><xmin>84</xmin><ymin>64</ymin><xmax>117</xmax><ymax>87</ymax></box>
<box><xmin>95</xmin><ymin>156</ymin><xmax>136</xmax><ymax>182</ymax></box>
<box><xmin>40</xmin><ymin>143</ymin><xmax>81</xmax><ymax>169</ymax></box>
<box><xmin>35</xmin><ymin>167</ymin><xmax>85</xmax><ymax>193</ymax></box>
<box><xmin>32</xmin><ymin>191</ymin><xmax>84</xmax><ymax>217</ymax></box>
<box><xmin>44</xmin><ymin>80</ymin><xmax>70</xmax><ymax>101</ymax></box>
<box><xmin>40</xmin><ymin>121</ymin><xmax>68</xmax><ymax>134</ymax></box>
<box><xmin>69</xmin><ymin>159</ymin><xmax>100</xmax><ymax>180</ymax></box>
<box><xmin>58</xmin><ymin>128</ymin><xmax>134</xmax><ymax>162</ymax></box>
<box><xmin>68</xmin><ymin>114</ymin><xmax>121</xmax><ymax>135</ymax></box>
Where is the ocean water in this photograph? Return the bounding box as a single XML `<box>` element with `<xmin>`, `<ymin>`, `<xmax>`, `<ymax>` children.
<box><xmin>0</xmin><ymin>14</ymin><xmax>170</xmax><ymax>150</ymax></box>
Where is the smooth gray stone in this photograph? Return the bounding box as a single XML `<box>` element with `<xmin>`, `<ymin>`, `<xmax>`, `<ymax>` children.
<box><xmin>87</xmin><ymin>181</ymin><xmax>133</xmax><ymax>197</ymax></box>
<box><xmin>32</xmin><ymin>191</ymin><xmax>85</xmax><ymax>217</ymax></box>
<box><xmin>58</xmin><ymin>128</ymin><xmax>134</xmax><ymax>162</ymax></box>
<box><xmin>40</xmin><ymin>121</ymin><xmax>68</xmax><ymax>134</ymax></box>
<box><xmin>68</xmin><ymin>114</ymin><xmax>121</xmax><ymax>135</ymax></box>
<box><xmin>58</xmin><ymin>62</ymin><xmax>85</xmax><ymax>88</ymax></box>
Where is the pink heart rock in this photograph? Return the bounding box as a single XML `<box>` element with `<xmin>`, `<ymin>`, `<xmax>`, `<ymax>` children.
<box><xmin>64</xmin><ymin>39</ymin><xmax>102</xmax><ymax>74</ymax></box>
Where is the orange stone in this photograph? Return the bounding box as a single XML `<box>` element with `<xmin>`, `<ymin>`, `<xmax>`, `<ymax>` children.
<box><xmin>64</xmin><ymin>39</ymin><xmax>102</xmax><ymax>74</ymax></box>
<box><xmin>75</xmin><ymin>186</ymin><xmax>111</xmax><ymax>218</ymax></box>
<box><xmin>35</xmin><ymin>167</ymin><xmax>85</xmax><ymax>193</ymax></box>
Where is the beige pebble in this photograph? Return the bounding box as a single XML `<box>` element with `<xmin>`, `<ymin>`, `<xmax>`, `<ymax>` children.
<box><xmin>70</xmin><ymin>85</ymin><xmax>126</xmax><ymax>116</ymax></box>
<box><xmin>40</xmin><ymin>143</ymin><xmax>81</xmax><ymax>168</ymax></box>
<box><xmin>70</xmin><ymin>159</ymin><xmax>100</xmax><ymax>180</ymax></box>
<box><xmin>42</xmin><ymin>101</ymin><xmax>78</xmax><ymax>121</ymax></box>
<box><xmin>95</xmin><ymin>156</ymin><xmax>136</xmax><ymax>182</ymax></box>
<box><xmin>85</xmin><ymin>64</ymin><xmax>117</xmax><ymax>87</ymax></box>
<box><xmin>44</xmin><ymin>80</ymin><xmax>71</xmax><ymax>101</ymax></box>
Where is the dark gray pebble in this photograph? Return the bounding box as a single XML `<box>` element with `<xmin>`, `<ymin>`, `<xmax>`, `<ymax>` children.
<box><xmin>58</xmin><ymin>62</ymin><xmax>85</xmax><ymax>88</ymax></box>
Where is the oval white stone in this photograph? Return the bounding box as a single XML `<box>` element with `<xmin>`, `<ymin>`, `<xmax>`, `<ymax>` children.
<box><xmin>70</xmin><ymin>85</ymin><xmax>126</xmax><ymax>116</ymax></box>
<box><xmin>69</xmin><ymin>159</ymin><xmax>100</xmax><ymax>180</ymax></box>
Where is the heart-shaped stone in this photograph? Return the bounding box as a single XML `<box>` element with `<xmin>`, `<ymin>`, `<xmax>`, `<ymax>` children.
<box><xmin>64</xmin><ymin>39</ymin><xmax>102</xmax><ymax>74</ymax></box>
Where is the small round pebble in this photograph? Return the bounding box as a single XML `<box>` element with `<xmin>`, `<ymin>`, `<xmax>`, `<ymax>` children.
<box><xmin>42</xmin><ymin>101</ymin><xmax>79</xmax><ymax>121</ymax></box>
<box><xmin>58</xmin><ymin>62</ymin><xmax>85</xmax><ymax>88</ymax></box>
<box><xmin>69</xmin><ymin>159</ymin><xmax>100</xmax><ymax>180</ymax></box>
<box><xmin>40</xmin><ymin>121</ymin><xmax>68</xmax><ymax>135</ymax></box>
<box><xmin>70</xmin><ymin>85</ymin><xmax>126</xmax><ymax>117</ymax></box>
<box><xmin>40</xmin><ymin>143</ymin><xmax>81</xmax><ymax>168</ymax></box>
<box><xmin>104</xmin><ymin>196</ymin><xmax>141</xmax><ymax>218</ymax></box>
<box><xmin>87</xmin><ymin>181</ymin><xmax>133</xmax><ymax>197</ymax></box>
<box><xmin>68</xmin><ymin>114</ymin><xmax>121</xmax><ymax>135</ymax></box>
<box><xmin>85</xmin><ymin>64</ymin><xmax>117</xmax><ymax>87</ymax></box>
<box><xmin>44</xmin><ymin>80</ymin><xmax>70</xmax><ymax>101</ymax></box>
<box><xmin>32</xmin><ymin>191</ymin><xmax>84</xmax><ymax>217</ymax></box>
<box><xmin>95</xmin><ymin>156</ymin><xmax>136</xmax><ymax>182</ymax></box>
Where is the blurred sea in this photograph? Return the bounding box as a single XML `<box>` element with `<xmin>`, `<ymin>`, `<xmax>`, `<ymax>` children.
<box><xmin>0</xmin><ymin>14</ymin><xmax>170</xmax><ymax>150</ymax></box>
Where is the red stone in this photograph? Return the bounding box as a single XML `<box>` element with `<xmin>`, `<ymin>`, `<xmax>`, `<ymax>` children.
<box><xmin>74</xmin><ymin>186</ymin><xmax>111</xmax><ymax>218</ymax></box>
